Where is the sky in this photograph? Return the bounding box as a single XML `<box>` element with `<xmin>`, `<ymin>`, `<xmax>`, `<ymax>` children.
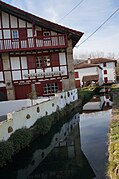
<box><xmin>2</xmin><ymin>0</ymin><xmax>119</xmax><ymax>59</ymax></box>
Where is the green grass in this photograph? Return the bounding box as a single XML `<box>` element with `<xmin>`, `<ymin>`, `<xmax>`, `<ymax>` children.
<box><xmin>107</xmin><ymin>89</ymin><xmax>119</xmax><ymax>178</ymax></box>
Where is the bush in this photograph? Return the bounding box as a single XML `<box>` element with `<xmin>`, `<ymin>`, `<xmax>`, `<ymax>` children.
<box><xmin>0</xmin><ymin>141</ymin><xmax>14</xmax><ymax>167</ymax></box>
<box><xmin>9</xmin><ymin>128</ymin><xmax>32</xmax><ymax>153</ymax></box>
<box><xmin>35</xmin><ymin>117</ymin><xmax>52</xmax><ymax>135</ymax></box>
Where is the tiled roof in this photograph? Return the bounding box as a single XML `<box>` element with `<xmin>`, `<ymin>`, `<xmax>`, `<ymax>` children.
<box><xmin>74</xmin><ymin>63</ymin><xmax>102</xmax><ymax>69</ymax></box>
<box><xmin>85</xmin><ymin>58</ymin><xmax>117</xmax><ymax>64</ymax></box>
<box><xmin>82</xmin><ymin>75</ymin><xmax>99</xmax><ymax>82</ymax></box>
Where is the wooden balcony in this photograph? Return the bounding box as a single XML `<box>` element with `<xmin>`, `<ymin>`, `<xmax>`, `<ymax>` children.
<box><xmin>0</xmin><ymin>34</ymin><xmax>67</xmax><ymax>53</ymax></box>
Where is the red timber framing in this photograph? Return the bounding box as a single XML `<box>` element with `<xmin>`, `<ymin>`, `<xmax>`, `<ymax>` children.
<box><xmin>0</xmin><ymin>1</ymin><xmax>83</xmax><ymax>100</ymax></box>
<box><xmin>14</xmin><ymin>80</ymin><xmax>62</xmax><ymax>99</ymax></box>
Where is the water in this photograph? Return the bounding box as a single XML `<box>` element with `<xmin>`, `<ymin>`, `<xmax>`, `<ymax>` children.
<box><xmin>0</xmin><ymin>110</ymin><xmax>111</xmax><ymax>179</ymax></box>
<box><xmin>80</xmin><ymin>110</ymin><xmax>112</xmax><ymax>179</ymax></box>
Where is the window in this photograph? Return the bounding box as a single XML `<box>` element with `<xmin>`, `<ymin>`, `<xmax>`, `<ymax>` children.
<box><xmin>104</xmin><ymin>70</ymin><xmax>107</xmax><ymax>74</ymax></box>
<box><xmin>43</xmin><ymin>31</ymin><xmax>50</xmax><ymax>36</ymax></box>
<box><xmin>44</xmin><ymin>83</ymin><xmax>58</xmax><ymax>94</ymax></box>
<box><xmin>44</xmin><ymin>55</ymin><xmax>50</xmax><ymax>67</ymax></box>
<box><xmin>104</xmin><ymin>77</ymin><xmax>108</xmax><ymax>83</ymax></box>
<box><xmin>103</xmin><ymin>62</ymin><xmax>106</xmax><ymax>67</ymax></box>
<box><xmin>12</xmin><ymin>30</ymin><xmax>19</xmax><ymax>39</ymax></box>
<box><xmin>36</xmin><ymin>56</ymin><xmax>42</xmax><ymax>68</ymax></box>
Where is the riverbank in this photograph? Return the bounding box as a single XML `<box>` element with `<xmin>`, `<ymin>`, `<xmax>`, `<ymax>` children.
<box><xmin>107</xmin><ymin>86</ymin><xmax>119</xmax><ymax>178</ymax></box>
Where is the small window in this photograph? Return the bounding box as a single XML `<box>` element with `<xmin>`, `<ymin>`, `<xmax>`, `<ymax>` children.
<box><xmin>104</xmin><ymin>70</ymin><xmax>107</xmax><ymax>74</ymax></box>
<box><xmin>44</xmin><ymin>83</ymin><xmax>58</xmax><ymax>94</ymax></box>
<box><xmin>103</xmin><ymin>62</ymin><xmax>106</xmax><ymax>67</ymax></box>
<box><xmin>44</xmin><ymin>55</ymin><xmax>50</xmax><ymax>67</ymax></box>
<box><xmin>12</xmin><ymin>30</ymin><xmax>19</xmax><ymax>40</ymax></box>
<box><xmin>36</xmin><ymin>56</ymin><xmax>42</xmax><ymax>68</ymax></box>
<box><xmin>43</xmin><ymin>31</ymin><xmax>50</xmax><ymax>36</ymax></box>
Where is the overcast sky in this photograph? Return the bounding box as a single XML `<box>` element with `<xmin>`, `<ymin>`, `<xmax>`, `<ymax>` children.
<box><xmin>3</xmin><ymin>0</ymin><xmax>119</xmax><ymax>58</ymax></box>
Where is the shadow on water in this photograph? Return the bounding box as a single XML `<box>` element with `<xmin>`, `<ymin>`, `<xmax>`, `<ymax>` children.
<box><xmin>0</xmin><ymin>112</ymin><xmax>95</xmax><ymax>179</ymax></box>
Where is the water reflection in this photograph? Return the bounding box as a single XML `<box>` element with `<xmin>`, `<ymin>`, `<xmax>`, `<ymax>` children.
<box><xmin>80</xmin><ymin>110</ymin><xmax>112</xmax><ymax>179</ymax></box>
<box><xmin>0</xmin><ymin>113</ymin><xmax>94</xmax><ymax>179</ymax></box>
<box><xmin>0</xmin><ymin>109</ymin><xmax>111</xmax><ymax>179</ymax></box>
<box><xmin>29</xmin><ymin>119</ymin><xmax>95</xmax><ymax>179</ymax></box>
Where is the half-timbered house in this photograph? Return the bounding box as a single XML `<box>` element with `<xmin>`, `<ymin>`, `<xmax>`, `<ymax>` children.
<box><xmin>0</xmin><ymin>1</ymin><xmax>83</xmax><ymax>101</ymax></box>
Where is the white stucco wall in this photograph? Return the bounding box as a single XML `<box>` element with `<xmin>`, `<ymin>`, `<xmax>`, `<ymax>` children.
<box><xmin>99</xmin><ymin>62</ymin><xmax>116</xmax><ymax>83</ymax></box>
<box><xmin>98</xmin><ymin>68</ymin><xmax>103</xmax><ymax>86</ymax></box>
<box><xmin>75</xmin><ymin>66</ymin><xmax>99</xmax><ymax>86</ymax></box>
<box><xmin>0</xmin><ymin>89</ymin><xmax>78</xmax><ymax>141</ymax></box>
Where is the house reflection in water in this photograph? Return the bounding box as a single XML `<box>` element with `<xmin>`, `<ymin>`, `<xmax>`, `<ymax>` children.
<box><xmin>0</xmin><ymin>113</ymin><xmax>95</xmax><ymax>179</ymax></box>
<box><xmin>29</xmin><ymin>123</ymin><xmax>95</xmax><ymax>179</ymax></box>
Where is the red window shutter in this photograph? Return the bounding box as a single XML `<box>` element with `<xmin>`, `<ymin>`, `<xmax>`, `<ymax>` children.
<box><xmin>58</xmin><ymin>81</ymin><xmax>62</xmax><ymax>91</ymax></box>
<box><xmin>75</xmin><ymin>80</ymin><xmax>80</xmax><ymax>88</ymax></box>
<box><xmin>36</xmin><ymin>31</ymin><xmax>43</xmax><ymax>36</ymax></box>
<box><xmin>75</xmin><ymin>72</ymin><xmax>79</xmax><ymax>78</ymax></box>
<box><xmin>104</xmin><ymin>70</ymin><xmax>107</xmax><ymax>74</ymax></box>
<box><xmin>51</xmin><ymin>53</ymin><xmax>59</xmax><ymax>66</ymax></box>
<box><xmin>104</xmin><ymin>77</ymin><xmax>108</xmax><ymax>83</ymax></box>
<box><xmin>19</xmin><ymin>28</ymin><xmax>27</xmax><ymax>40</ymax></box>
<box><xmin>35</xmin><ymin>83</ymin><xmax>43</xmax><ymax>96</ymax></box>
<box><xmin>0</xmin><ymin>57</ymin><xmax>3</xmax><ymax>71</ymax></box>
<box><xmin>27</xmin><ymin>55</ymin><xmax>36</xmax><ymax>69</ymax></box>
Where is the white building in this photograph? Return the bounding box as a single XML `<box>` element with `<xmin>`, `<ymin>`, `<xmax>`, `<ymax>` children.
<box><xmin>85</xmin><ymin>58</ymin><xmax>117</xmax><ymax>84</ymax></box>
<box><xmin>74</xmin><ymin>63</ymin><xmax>103</xmax><ymax>87</ymax></box>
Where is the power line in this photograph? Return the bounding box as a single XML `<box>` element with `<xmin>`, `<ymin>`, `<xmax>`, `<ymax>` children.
<box><xmin>57</xmin><ymin>0</ymin><xmax>85</xmax><ymax>23</ymax></box>
<box><xmin>75</xmin><ymin>7</ymin><xmax>119</xmax><ymax>48</ymax></box>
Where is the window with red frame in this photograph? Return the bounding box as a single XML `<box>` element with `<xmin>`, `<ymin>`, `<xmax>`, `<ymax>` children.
<box><xmin>104</xmin><ymin>70</ymin><xmax>107</xmax><ymax>74</ymax></box>
<box><xmin>75</xmin><ymin>72</ymin><xmax>79</xmax><ymax>78</ymax></box>
<box><xmin>103</xmin><ymin>62</ymin><xmax>106</xmax><ymax>67</ymax></box>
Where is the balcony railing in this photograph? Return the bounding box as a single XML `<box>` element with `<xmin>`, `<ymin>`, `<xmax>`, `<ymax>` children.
<box><xmin>0</xmin><ymin>34</ymin><xmax>67</xmax><ymax>52</ymax></box>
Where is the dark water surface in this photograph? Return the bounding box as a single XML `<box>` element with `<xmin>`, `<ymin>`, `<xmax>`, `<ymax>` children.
<box><xmin>0</xmin><ymin>110</ymin><xmax>111</xmax><ymax>179</ymax></box>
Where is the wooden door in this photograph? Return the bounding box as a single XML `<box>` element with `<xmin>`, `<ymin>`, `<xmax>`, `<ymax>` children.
<box><xmin>15</xmin><ymin>84</ymin><xmax>31</xmax><ymax>99</ymax></box>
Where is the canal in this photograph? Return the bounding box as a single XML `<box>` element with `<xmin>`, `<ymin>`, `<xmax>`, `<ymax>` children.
<box><xmin>0</xmin><ymin>109</ymin><xmax>112</xmax><ymax>179</ymax></box>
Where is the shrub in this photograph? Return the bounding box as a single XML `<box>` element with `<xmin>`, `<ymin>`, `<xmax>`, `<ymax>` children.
<box><xmin>0</xmin><ymin>141</ymin><xmax>14</xmax><ymax>167</ymax></box>
<box><xmin>35</xmin><ymin>117</ymin><xmax>52</xmax><ymax>135</ymax></box>
<box><xmin>9</xmin><ymin>128</ymin><xmax>32</xmax><ymax>153</ymax></box>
